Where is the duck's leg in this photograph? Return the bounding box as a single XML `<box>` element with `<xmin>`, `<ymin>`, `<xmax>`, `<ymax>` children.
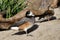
<box><xmin>25</xmin><ymin>30</ymin><xmax>28</xmax><ymax>36</ymax></box>
<box><xmin>24</xmin><ymin>28</ymin><xmax>28</xmax><ymax>36</ymax></box>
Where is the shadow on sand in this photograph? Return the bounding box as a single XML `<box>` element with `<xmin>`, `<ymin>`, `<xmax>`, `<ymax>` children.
<box><xmin>0</xmin><ymin>29</ymin><xmax>10</xmax><ymax>31</ymax></box>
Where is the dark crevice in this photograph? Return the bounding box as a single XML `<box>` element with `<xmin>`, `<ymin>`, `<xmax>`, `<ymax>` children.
<box><xmin>57</xmin><ymin>0</ymin><xmax>60</xmax><ymax>7</ymax></box>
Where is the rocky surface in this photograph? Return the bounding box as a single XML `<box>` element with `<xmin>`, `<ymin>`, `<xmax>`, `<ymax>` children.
<box><xmin>0</xmin><ymin>7</ymin><xmax>60</xmax><ymax>40</ymax></box>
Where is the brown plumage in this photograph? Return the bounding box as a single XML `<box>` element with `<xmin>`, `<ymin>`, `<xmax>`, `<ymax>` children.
<box><xmin>19</xmin><ymin>21</ymin><xmax>33</xmax><ymax>35</ymax></box>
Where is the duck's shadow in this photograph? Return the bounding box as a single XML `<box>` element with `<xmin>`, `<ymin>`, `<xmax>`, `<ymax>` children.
<box><xmin>0</xmin><ymin>29</ymin><xmax>9</xmax><ymax>31</ymax></box>
<box><xmin>12</xmin><ymin>24</ymin><xmax>39</xmax><ymax>35</ymax></box>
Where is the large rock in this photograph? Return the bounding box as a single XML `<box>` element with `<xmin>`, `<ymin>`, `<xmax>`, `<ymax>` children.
<box><xmin>26</xmin><ymin>0</ymin><xmax>58</xmax><ymax>15</ymax></box>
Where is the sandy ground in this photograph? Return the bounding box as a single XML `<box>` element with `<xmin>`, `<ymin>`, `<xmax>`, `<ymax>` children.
<box><xmin>0</xmin><ymin>7</ymin><xmax>60</xmax><ymax>40</ymax></box>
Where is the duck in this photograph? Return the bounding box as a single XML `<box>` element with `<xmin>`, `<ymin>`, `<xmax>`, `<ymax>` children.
<box><xmin>10</xmin><ymin>10</ymin><xmax>35</xmax><ymax>36</ymax></box>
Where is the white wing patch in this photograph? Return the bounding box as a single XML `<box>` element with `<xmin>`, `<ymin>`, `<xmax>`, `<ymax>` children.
<box><xmin>11</xmin><ymin>27</ymin><xmax>19</xmax><ymax>30</ymax></box>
